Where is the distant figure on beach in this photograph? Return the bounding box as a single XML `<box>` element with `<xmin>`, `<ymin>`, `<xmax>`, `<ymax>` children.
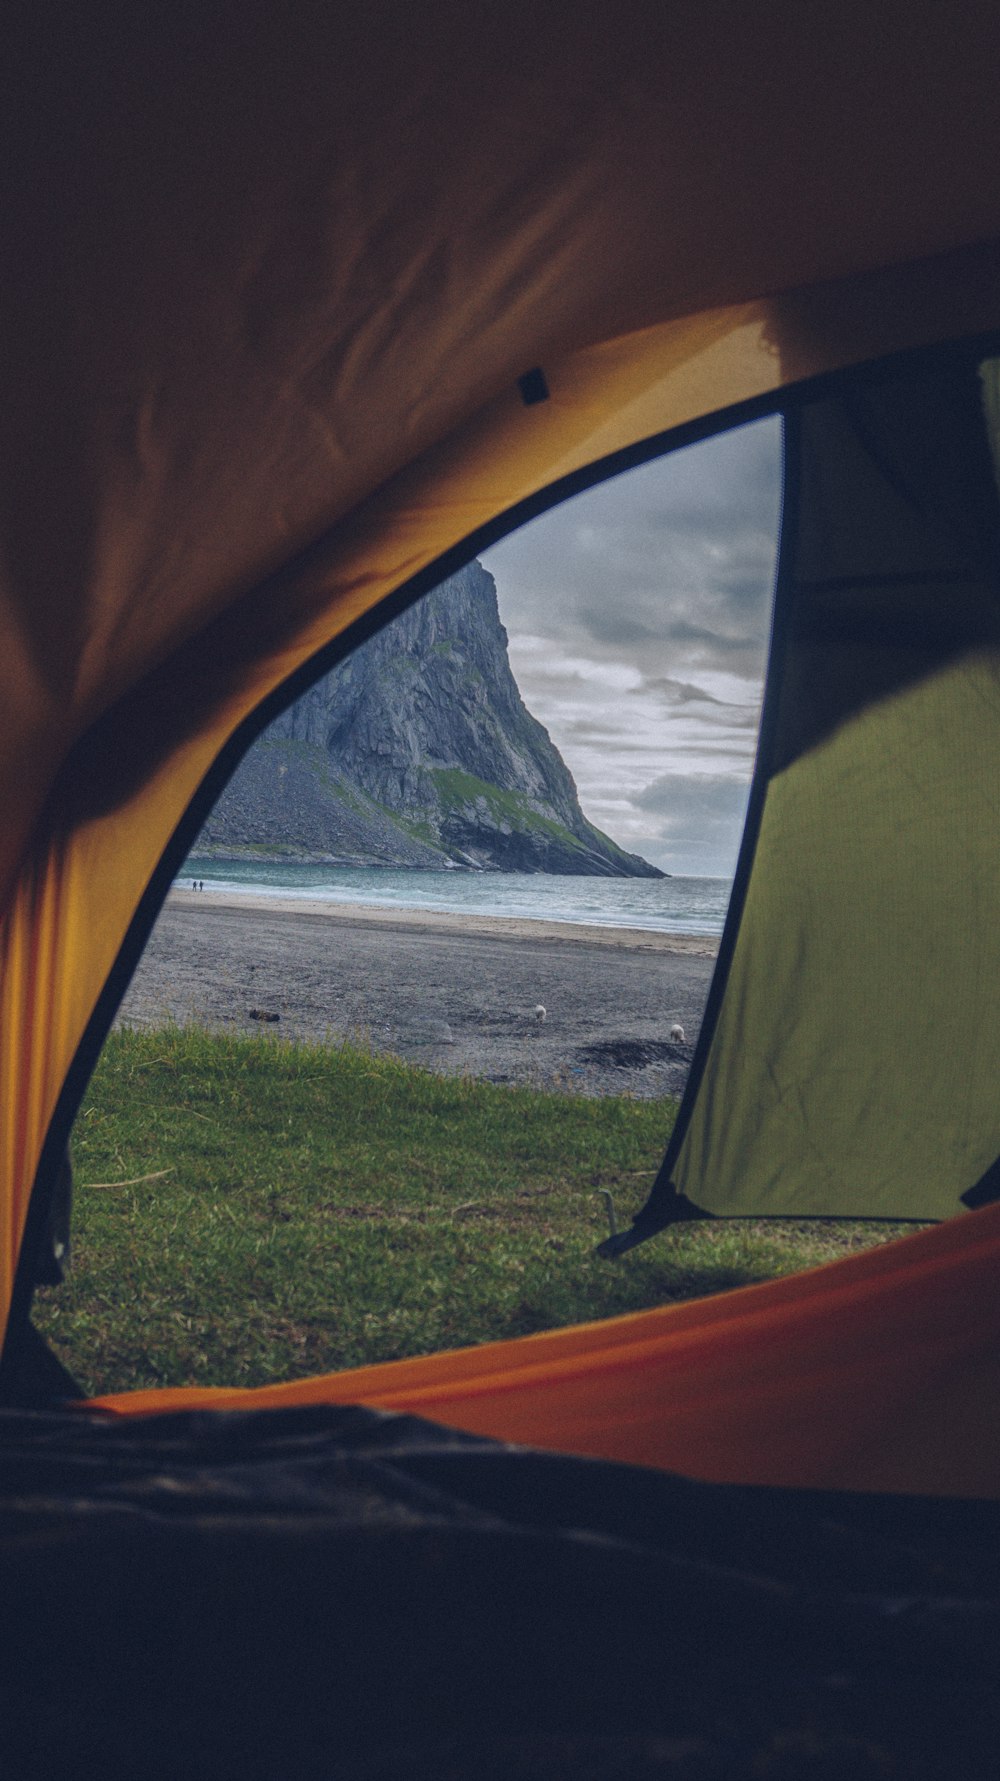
<box><xmin>670</xmin><ymin>1021</ymin><xmax>686</xmax><ymax>1044</ymax></box>
<box><xmin>534</xmin><ymin>1004</ymin><xmax>546</xmax><ymax>1023</ymax></box>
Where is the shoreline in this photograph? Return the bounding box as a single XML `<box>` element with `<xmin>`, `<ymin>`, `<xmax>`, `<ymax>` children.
<box><xmin>118</xmin><ymin>895</ymin><xmax>720</xmax><ymax>1099</ymax></box>
<box><xmin>166</xmin><ymin>888</ymin><xmax>720</xmax><ymax>958</ymax></box>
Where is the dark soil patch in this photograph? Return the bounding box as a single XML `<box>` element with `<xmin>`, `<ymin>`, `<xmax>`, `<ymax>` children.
<box><xmin>576</xmin><ymin>1038</ymin><xmax>687</xmax><ymax>1069</ymax></box>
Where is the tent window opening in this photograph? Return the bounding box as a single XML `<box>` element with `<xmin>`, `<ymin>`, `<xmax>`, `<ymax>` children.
<box><xmin>24</xmin><ymin>416</ymin><xmax>800</xmax><ymax>1399</ymax></box>
<box><xmin>34</xmin><ymin>348</ymin><xmax>991</xmax><ymax>1402</ymax></box>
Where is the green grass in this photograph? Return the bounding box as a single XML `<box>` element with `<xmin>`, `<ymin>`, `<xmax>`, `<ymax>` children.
<box><xmin>431</xmin><ymin>767</ymin><xmax>601</xmax><ymax>854</ymax></box>
<box><xmin>33</xmin><ymin>1027</ymin><xmax>914</xmax><ymax>1398</ymax></box>
<box><xmin>432</xmin><ymin>766</ymin><xmax>574</xmax><ymax>833</ymax></box>
<box><xmin>429</xmin><ymin>767</ymin><xmax>647</xmax><ymax>867</ymax></box>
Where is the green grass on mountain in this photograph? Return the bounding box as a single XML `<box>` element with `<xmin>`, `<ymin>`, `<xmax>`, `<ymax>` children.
<box><xmin>431</xmin><ymin>767</ymin><xmax>600</xmax><ymax>853</ymax></box>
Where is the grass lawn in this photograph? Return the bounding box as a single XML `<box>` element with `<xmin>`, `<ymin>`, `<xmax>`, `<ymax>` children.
<box><xmin>34</xmin><ymin>1026</ymin><xmax>915</xmax><ymax>1397</ymax></box>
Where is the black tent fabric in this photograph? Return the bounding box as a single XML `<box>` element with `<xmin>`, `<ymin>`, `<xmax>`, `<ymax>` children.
<box><xmin>0</xmin><ymin>1402</ymin><xmax>998</xmax><ymax>1779</ymax></box>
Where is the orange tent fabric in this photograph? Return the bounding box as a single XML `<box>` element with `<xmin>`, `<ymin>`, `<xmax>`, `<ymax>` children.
<box><xmin>4</xmin><ymin>5</ymin><xmax>1000</xmax><ymax>1503</ymax></box>
<box><xmin>88</xmin><ymin>1204</ymin><xmax>1000</xmax><ymax>1501</ymax></box>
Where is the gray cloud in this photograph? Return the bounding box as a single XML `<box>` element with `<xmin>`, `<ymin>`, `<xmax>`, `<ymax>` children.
<box><xmin>483</xmin><ymin>415</ymin><xmax>781</xmax><ymax>878</ymax></box>
<box><xmin>656</xmin><ymin>620</ymin><xmax>761</xmax><ymax>652</ymax></box>
<box><xmin>633</xmin><ymin>774</ymin><xmax>753</xmax><ymax>877</ymax></box>
<box><xmin>578</xmin><ymin>606</ymin><xmax>660</xmax><ymax>646</ymax></box>
<box><xmin>644</xmin><ymin>677</ymin><xmax>728</xmax><ymax>705</ymax></box>
<box><xmin>636</xmin><ymin>775</ymin><xmax>752</xmax><ymax>821</ymax></box>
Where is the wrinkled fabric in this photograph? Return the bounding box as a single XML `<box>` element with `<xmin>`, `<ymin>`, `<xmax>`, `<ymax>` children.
<box><xmin>4</xmin><ymin>4</ymin><xmax>1000</xmax><ymax>1490</ymax></box>
<box><xmin>0</xmin><ymin>1402</ymin><xmax>998</xmax><ymax>1777</ymax></box>
<box><xmin>89</xmin><ymin>1204</ymin><xmax>1000</xmax><ymax>1500</ymax></box>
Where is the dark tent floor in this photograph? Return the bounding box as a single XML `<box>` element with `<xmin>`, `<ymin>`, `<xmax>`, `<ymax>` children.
<box><xmin>1</xmin><ymin>1403</ymin><xmax>997</xmax><ymax>1779</ymax></box>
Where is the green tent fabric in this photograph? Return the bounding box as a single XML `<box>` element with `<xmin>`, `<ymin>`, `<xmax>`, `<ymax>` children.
<box><xmin>621</xmin><ymin>348</ymin><xmax>1000</xmax><ymax>1242</ymax></box>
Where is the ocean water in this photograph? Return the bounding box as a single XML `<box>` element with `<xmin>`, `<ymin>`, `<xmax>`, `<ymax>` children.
<box><xmin>180</xmin><ymin>858</ymin><xmax>732</xmax><ymax>937</ymax></box>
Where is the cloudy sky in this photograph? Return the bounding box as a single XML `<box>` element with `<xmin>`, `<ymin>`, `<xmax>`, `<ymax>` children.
<box><xmin>482</xmin><ymin>415</ymin><xmax>782</xmax><ymax>878</ymax></box>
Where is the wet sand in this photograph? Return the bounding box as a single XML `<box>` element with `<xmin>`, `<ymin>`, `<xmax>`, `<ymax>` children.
<box><xmin>115</xmin><ymin>889</ymin><xmax>720</xmax><ymax>1099</ymax></box>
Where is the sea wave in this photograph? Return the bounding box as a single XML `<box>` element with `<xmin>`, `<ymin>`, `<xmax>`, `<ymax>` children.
<box><xmin>180</xmin><ymin>859</ymin><xmax>732</xmax><ymax>936</ymax></box>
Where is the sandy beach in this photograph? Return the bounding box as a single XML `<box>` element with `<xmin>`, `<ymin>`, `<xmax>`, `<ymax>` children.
<box><xmin>115</xmin><ymin>889</ymin><xmax>720</xmax><ymax>1098</ymax></box>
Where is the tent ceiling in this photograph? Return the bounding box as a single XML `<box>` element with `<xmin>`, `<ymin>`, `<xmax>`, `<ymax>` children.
<box><xmin>4</xmin><ymin>3</ymin><xmax>1000</xmax><ymax>1407</ymax></box>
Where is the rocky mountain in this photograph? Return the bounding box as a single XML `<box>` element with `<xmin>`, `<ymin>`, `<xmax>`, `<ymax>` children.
<box><xmin>195</xmin><ymin>561</ymin><xmax>663</xmax><ymax>877</ymax></box>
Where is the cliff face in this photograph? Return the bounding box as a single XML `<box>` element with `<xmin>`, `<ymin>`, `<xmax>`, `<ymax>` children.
<box><xmin>197</xmin><ymin>562</ymin><xmax>663</xmax><ymax>877</ymax></box>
